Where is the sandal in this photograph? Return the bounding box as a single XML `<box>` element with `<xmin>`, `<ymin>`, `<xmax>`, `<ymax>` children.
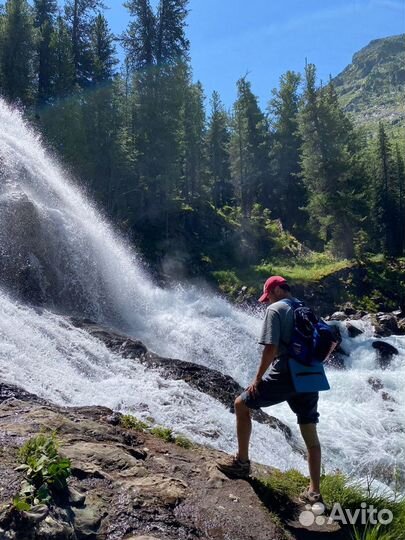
<box><xmin>217</xmin><ymin>455</ymin><xmax>251</xmax><ymax>479</ymax></box>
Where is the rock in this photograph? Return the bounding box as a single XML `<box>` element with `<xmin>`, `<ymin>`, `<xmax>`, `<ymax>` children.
<box><xmin>68</xmin><ymin>486</ymin><xmax>86</xmax><ymax>506</ymax></box>
<box><xmin>372</xmin><ymin>341</ymin><xmax>399</xmax><ymax>369</ymax></box>
<box><xmin>72</xmin><ymin>319</ymin><xmax>293</xmax><ymax>441</ymax></box>
<box><xmin>367</xmin><ymin>377</ymin><xmax>396</xmax><ymax>403</ymax></box>
<box><xmin>330</xmin><ymin>311</ymin><xmax>347</xmax><ymax>321</ymax></box>
<box><xmin>23</xmin><ymin>504</ymin><xmax>49</xmax><ymax>523</ymax></box>
<box><xmin>397</xmin><ymin>318</ymin><xmax>405</xmax><ymax>334</ymax></box>
<box><xmin>343</xmin><ymin>302</ymin><xmax>357</xmax><ymax>316</ymax></box>
<box><xmin>0</xmin><ymin>388</ymin><xmax>330</xmax><ymax>540</ymax></box>
<box><xmin>373</xmin><ymin>313</ymin><xmax>399</xmax><ymax>337</ymax></box>
<box><xmin>324</xmin><ymin>352</ymin><xmax>346</xmax><ymax>369</ymax></box>
<box><xmin>368</xmin><ymin>377</ymin><xmax>384</xmax><ymax>392</ymax></box>
<box><xmin>346</xmin><ymin>323</ymin><xmax>364</xmax><ymax>338</ymax></box>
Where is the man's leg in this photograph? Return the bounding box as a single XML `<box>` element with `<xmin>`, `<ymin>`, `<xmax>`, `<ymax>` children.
<box><xmin>300</xmin><ymin>423</ymin><xmax>321</xmax><ymax>494</ymax></box>
<box><xmin>288</xmin><ymin>392</ymin><xmax>322</xmax><ymax>499</ymax></box>
<box><xmin>234</xmin><ymin>395</ymin><xmax>252</xmax><ymax>462</ymax></box>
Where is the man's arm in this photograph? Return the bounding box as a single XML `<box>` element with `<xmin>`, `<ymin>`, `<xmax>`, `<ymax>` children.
<box><xmin>247</xmin><ymin>344</ymin><xmax>278</xmax><ymax>396</ymax></box>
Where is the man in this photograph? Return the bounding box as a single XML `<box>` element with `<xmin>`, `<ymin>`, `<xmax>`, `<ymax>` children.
<box><xmin>217</xmin><ymin>275</ymin><xmax>323</xmax><ymax>504</ymax></box>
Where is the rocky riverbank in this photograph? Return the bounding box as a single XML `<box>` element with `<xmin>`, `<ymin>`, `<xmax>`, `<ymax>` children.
<box><xmin>0</xmin><ymin>382</ymin><xmax>347</xmax><ymax>540</ymax></box>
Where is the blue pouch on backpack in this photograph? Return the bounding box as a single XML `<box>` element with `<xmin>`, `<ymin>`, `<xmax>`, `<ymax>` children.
<box><xmin>288</xmin><ymin>358</ymin><xmax>330</xmax><ymax>392</ymax></box>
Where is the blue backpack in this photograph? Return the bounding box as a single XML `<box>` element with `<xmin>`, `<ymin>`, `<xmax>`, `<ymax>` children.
<box><xmin>282</xmin><ymin>299</ymin><xmax>339</xmax><ymax>367</ymax></box>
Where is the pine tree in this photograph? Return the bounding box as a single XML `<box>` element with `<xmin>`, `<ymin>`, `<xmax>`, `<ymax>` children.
<box><xmin>90</xmin><ymin>13</ymin><xmax>117</xmax><ymax>83</ymax></box>
<box><xmin>122</xmin><ymin>0</ymin><xmax>155</xmax><ymax>70</ymax></box>
<box><xmin>372</xmin><ymin>123</ymin><xmax>401</xmax><ymax>256</ymax></box>
<box><xmin>64</xmin><ymin>0</ymin><xmax>104</xmax><ymax>85</ymax></box>
<box><xmin>394</xmin><ymin>143</ymin><xmax>405</xmax><ymax>254</ymax></box>
<box><xmin>51</xmin><ymin>14</ymin><xmax>75</xmax><ymax>97</ymax></box>
<box><xmin>206</xmin><ymin>91</ymin><xmax>233</xmax><ymax>207</ymax></box>
<box><xmin>179</xmin><ymin>81</ymin><xmax>206</xmax><ymax>202</ymax></box>
<box><xmin>155</xmin><ymin>0</ymin><xmax>189</xmax><ymax>65</ymax></box>
<box><xmin>122</xmin><ymin>0</ymin><xmax>190</xmax><ymax>237</ymax></box>
<box><xmin>33</xmin><ymin>0</ymin><xmax>57</xmax><ymax>105</ymax></box>
<box><xmin>269</xmin><ymin>71</ymin><xmax>306</xmax><ymax>235</ymax></box>
<box><xmin>298</xmin><ymin>64</ymin><xmax>362</xmax><ymax>257</ymax></box>
<box><xmin>0</xmin><ymin>0</ymin><xmax>35</xmax><ymax>105</ymax></box>
<box><xmin>82</xmin><ymin>14</ymin><xmax>118</xmax><ymax>202</ymax></box>
<box><xmin>230</xmin><ymin>77</ymin><xmax>270</xmax><ymax>218</ymax></box>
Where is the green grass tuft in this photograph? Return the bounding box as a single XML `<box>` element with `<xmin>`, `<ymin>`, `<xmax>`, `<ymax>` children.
<box><xmin>149</xmin><ymin>426</ymin><xmax>175</xmax><ymax>443</ymax></box>
<box><xmin>120</xmin><ymin>414</ymin><xmax>149</xmax><ymax>431</ymax></box>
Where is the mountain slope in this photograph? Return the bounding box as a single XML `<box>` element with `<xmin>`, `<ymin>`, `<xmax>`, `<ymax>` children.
<box><xmin>333</xmin><ymin>34</ymin><xmax>405</xmax><ymax>131</ymax></box>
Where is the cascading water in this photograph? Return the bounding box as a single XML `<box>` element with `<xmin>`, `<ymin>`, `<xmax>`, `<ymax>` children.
<box><xmin>0</xmin><ymin>99</ymin><xmax>404</xmax><ymax>493</ymax></box>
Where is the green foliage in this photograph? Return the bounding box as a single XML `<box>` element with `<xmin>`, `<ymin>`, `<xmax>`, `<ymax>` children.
<box><xmin>18</xmin><ymin>433</ymin><xmax>71</xmax><ymax>491</ymax></box>
<box><xmin>257</xmin><ymin>470</ymin><xmax>405</xmax><ymax>540</ymax></box>
<box><xmin>175</xmin><ymin>435</ymin><xmax>193</xmax><ymax>449</ymax></box>
<box><xmin>149</xmin><ymin>426</ymin><xmax>175</xmax><ymax>443</ymax></box>
<box><xmin>0</xmin><ymin>0</ymin><xmax>35</xmax><ymax>104</ymax></box>
<box><xmin>0</xmin><ymin>2</ymin><xmax>404</xmax><ymax>275</ymax></box>
<box><xmin>120</xmin><ymin>414</ymin><xmax>149</xmax><ymax>431</ymax></box>
<box><xmin>255</xmin><ymin>253</ymin><xmax>352</xmax><ymax>284</ymax></box>
<box><xmin>12</xmin><ymin>495</ymin><xmax>32</xmax><ymax>512</ymax></box>
<box><xmin>259</xmin><ymin>469</ymin><xmax>308</xmax><ymax>500</ymax></box>
<box><xmin>14</xmin><ymin>433</ymin><xmax>71</xmax><ymax>510</ymax></box>
<box><xmin>119</xmin><ymin>415</ymin><xmax>192</xmax><ymax>447</ymax></box>
<box><xmin>212</xmin><ymin>270</ymin><xmax>243</xmax><ymax>296</ymax></box>
<box><xmin>333</xmin><ymin>34</ymin><xmax>405</xmax><ymax>133</ymax></box>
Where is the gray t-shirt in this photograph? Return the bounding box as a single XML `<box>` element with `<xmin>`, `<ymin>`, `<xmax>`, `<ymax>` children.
<box><xmin>259</xmin><ymin>298</ymin><xmax>298</xmax><ymax>356</ymax></box>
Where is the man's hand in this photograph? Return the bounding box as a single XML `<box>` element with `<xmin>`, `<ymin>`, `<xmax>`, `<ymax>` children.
<box><xmin>247</xmin><ymin>344</ymin><xmax>278</xmax><ymax>397</ymax></box>
<box><xmin>247</xmin><ymin>377</ymin><xmax>262</xmax><ymax>397</ymax></box>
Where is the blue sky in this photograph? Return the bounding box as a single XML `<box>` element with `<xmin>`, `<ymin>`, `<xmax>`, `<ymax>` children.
<box><xmin>104</xmin><ymin>0</ymin><xmax>405</xmax><ymax>110</ymax></box>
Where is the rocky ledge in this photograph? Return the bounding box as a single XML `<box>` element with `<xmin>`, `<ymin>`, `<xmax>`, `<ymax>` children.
<box><xmin>0</xmin><ymin>383</ymin><xmax>345</xmax><ymax>540</ymax></box>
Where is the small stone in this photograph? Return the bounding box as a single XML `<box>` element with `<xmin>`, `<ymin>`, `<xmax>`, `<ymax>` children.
<box><xmin>23</xmin><ymin>504</ymin><xmax>48</xmax><ymax>523</ymax></box>
<box><xmin>229</xmin><ymin>493</ymin><xmax>239</xmax><ymax>502</ymax></box>
<box><xmin>68</xmin><ymin>486</ymin><xmax>86</xmax><ymax>506</ymax></box>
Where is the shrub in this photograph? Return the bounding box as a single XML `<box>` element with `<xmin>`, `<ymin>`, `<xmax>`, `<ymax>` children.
<box><xmin>14</xmin><ymin>432</ymin><xmax>71</xmax><ymax>509</ymax></box>
<box><xmin>149</xmin><ymin>426</ymin><xmax>175</xmax><ymax>443</ymax></box>
<box><xmin>120</xmin><ymin>414</ymin><xmax>149</xmax><ymax>431</ymax></box>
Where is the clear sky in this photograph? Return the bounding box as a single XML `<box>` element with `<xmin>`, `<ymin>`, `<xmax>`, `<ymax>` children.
<box><xmin>104</xmin><ymin>0</ymin><xmax>405</xmax><ymax>110</ymax></box>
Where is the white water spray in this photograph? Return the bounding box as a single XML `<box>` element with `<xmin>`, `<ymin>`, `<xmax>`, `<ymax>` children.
<box><xmin>0</xmin><ymin>100</ymin><xmax>404</xmax><ymax>492</ymax></box>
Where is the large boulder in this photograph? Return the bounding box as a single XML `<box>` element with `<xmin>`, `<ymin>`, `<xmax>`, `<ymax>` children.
<box><xmin>0</xmin><ymin>385</ymin><xmax>303</xmax><ymax>540</ymax></box>
<box><xmin>372</xmin><ymin>341</ymin><xmax>399</xmax><ymax>369</ymax></box>
<box><xmin>71</xmin><ymin>320</ymin><xmax>293</xmax><ymax>440</ymax></box>
<box><xmin>346</xmin><ymin>323</ymin><xmax>364</xmax><ymax>338</ymax></box>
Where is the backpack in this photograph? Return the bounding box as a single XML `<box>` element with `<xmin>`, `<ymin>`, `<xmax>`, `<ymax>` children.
<box><xmin>282</xmin><ymin>299</ymin><xmax>339</xmax><ymax>366</ymax></box>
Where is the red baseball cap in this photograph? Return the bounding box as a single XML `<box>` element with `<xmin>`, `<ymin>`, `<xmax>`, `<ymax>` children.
<box><xmin>258</xmin><ymin>275</ymin><xmax>288</xmax><ymax>303</ymax></box>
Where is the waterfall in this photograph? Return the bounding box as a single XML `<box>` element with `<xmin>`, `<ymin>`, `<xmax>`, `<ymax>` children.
<box><xmin>0</xmin><ymin>99</ymin><xmax>404</xmax><ymax>493</ymax></box>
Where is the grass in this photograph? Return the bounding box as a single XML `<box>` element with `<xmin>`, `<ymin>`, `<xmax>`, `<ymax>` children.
<box><xmin>120</xmin><ymin>414</ymin><xmax>149</xmax><ymax>431</ymax></box>
<box><xmin>119</xmin><ymin>414</ymin><xmax>193</xmax><ymax>449</ymax></box>
<box><xmin>254</xmin><ymin>253</ymin><xmax>353</xmax><ymax>284</ymax></box>
<box><xmin>255</xmin><ymin>469</ymin><xmax>405</xmax><ymax>540</ymax></box>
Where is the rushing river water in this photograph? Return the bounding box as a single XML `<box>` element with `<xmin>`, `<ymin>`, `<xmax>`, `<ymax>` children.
<box><xmin>0</xmin><ymin>99</ymin><xmax>404</xmax><ymax>494</ymax></box>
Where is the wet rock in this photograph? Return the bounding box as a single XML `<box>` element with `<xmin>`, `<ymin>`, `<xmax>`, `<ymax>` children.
<box><xmin>367</xmin><ymin>377</ymin><xmax>396</xmax><ymax>403</ymax></box>
<box><xmin>397</xmin><ymin>318</ymin><xmax>405</xmax><ymax>334</ymax></box>
<box><xmin>72</xmin><ymin>319</ymin><xmax>292</xmax><ymax>440</ymax></box>
<box><xmin>372</xmin><ymin>341</ymin><xmax>399</xmax><ymax>369</ymax></box>
<box><xmin>22</xmin><ymin>504</ymin><xmax>49</xmax><ymax>523</ymax></box>
<box><xmin>368</xmin><ymin>376</ymin><xmax>384</xmax><ymax>392</ymax></box>
<box><xmin>0</xmin><ymin>382</ymin><xmax>49</xmax><ymax>405</ymax></box>
<box><xmin>0</xmin><ymin>387</ymin><xmax>331</xmax><ymax>540</ymax></box>
<box><xmin>346</xmin><ymin>323</ymin><xmax>364</xmax><ymax>338</ymax></box>
<box><xmin>343</xmin><ymin>302</ymin><xmax>357</xmax><ymax>316</ymax></box>
<box><xmin>371</xmin><ymin>313</ymin><xmax>399</xmax><ymax>337</ymax></box>
<box><xmin>330</xmin><ymin>311</ymin><xmax>347</xmax><ymax>321</ymax></box>
<box><xmin>324</xmin><ymin>352</ymin><xmax>346</xmax><ymax>369</ymax></box>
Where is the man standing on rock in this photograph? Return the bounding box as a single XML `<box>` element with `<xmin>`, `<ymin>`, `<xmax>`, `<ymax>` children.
<box><xmin>217</xmin><ymin>276</ymin><xmax>323</xmax><ymax>505</ymax></box>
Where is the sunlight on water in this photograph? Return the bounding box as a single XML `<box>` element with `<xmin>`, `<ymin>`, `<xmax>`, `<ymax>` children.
<box><xmin>0</xmin><ymin>99</ymin><xmax>404</xmax><ymax>492</ymax></box>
